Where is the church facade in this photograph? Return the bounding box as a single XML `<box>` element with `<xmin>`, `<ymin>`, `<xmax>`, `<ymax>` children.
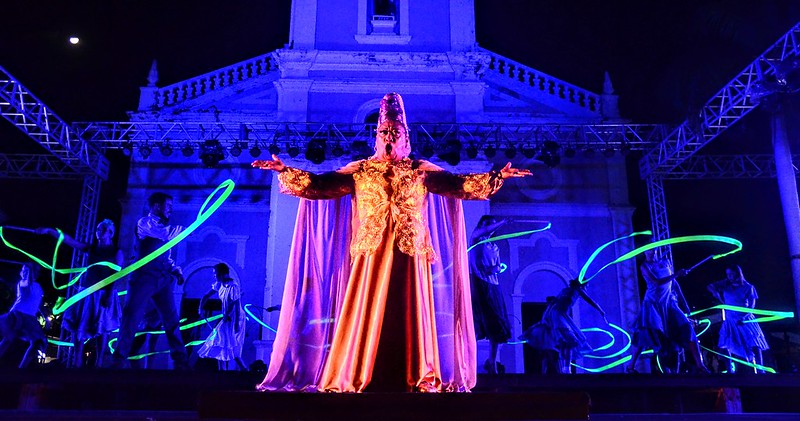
<box><xmin>120</xmin><ymin>0</ymin><xmax>639</xmax><ymax>373</ymax></box>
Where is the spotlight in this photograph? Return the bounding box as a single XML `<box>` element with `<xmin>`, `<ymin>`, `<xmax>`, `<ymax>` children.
<box><xmin>484</xmin><ymin>145</ymin><xmax>496</xmax><ymax>158</ymax></box>
<box><xmin>331</xmin><ymin>143</ymin><xmax>345</xmax><ymax>157</ymax></box>
<box><xmin>139</xmin><ymin>144</ymin><xmax>152</xmax><ymax>159</ymax></box>
<box><xmin>603</xmin><ymin>147</ymin><xmax>615</xmax><ymax>158</ymax></box>
<box><xmin>305</xmin><ymin>139</ymin><xmax>326</xmax><ymax>164</ymax></box>
<box><xmin>122</xmin><ymin>142</ymin><xmax>134</xmax><ymax>157</ymax></box>
<box><xmin>249</xmin><ymin>144</ymin><xmax>262</xmax><ymax>158</ymax></box>
<box><xmin>159</xmin><ymin>142</ymin><xmax>173</xmax><ymax>157</ymax></box>
<box><xmin>564</xmin><ymin>146</ymin><xmax>576</xmax><ymax>158</ymax></box>
<box><xmin>521</xmin><ymin>144</ymin><xmax>537</xmax><ymax>159</ymax></box>
<box><xmin>535</xmin><ymin>141</ymin><xmax>561</xmax><ymax>168</ymax></box>
<box><xmin>437</xmin><ymin>139</ymin><xmax>462</xmax><ymax>166</ymax></box>
<box><xmin>504</xmin><ymin>145</ymin><xmax>517</xmax><ymax>159</ymax></box>
<box><xmin>267</xmin><ymin>143</ymin><xmax>280</xmax><ymax>156</ymax></box>
<box><xmin>229</xmin><ymin>142</ymin><xmax>242</xmax><ymax>157</ymax></box>
<box><xmin>287</xmin><ymin>144</ymin><xmax>300</xmax><ymax>158</ymax></box>
<box><xmin>181</xmin><ymin>143</ymin><xmax>194</xmax><ymax>157</ymax></box>
<box><xmin>465</xmin><ymin>143</ymin><xmax>478</xmax><ymax>159</ymax></box>
<box><xmin>583</xmin><ymin>147</ymin><xmax>595</xmax><ymax>158</ymax></box>
<box><xmin>200</xmin><ymin>139</ymin><xmax>226</xmax><ymax>168</ymax></box>
<box><xmin>620</xmin><ymin>143</ymin><xmax>632</xmax><ymax>156</ymax></box>
<box><xmin>350</xmin><ymin>140</ymin><xmax>372</xmax><ymax>159</ymax></box>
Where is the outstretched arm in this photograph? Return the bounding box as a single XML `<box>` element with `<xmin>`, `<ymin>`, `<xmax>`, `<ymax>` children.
<box><xmin>198</xmin><ymin>289</ymin><xmax>216</xmax><ymax>316</ymax></box>
<box><xmin>425</xmin><ymin>162</ymin><xmax>531</xmax><ymax>200</ymax></box>
<box><xmin>706</xmin><ymin>281</ymin><xmax>724</xmax><ymax>303</ymax></box>
<box><xmin>641</xmin><ymin>263</ymin><xmax>687</xmax><ymax>286</ymax></box>
<box><xmin>578</xmin><ymin>288</ymin><xmax>608</xmax><ymax>324</ymax></box>
<box><xmin>252</xmin><ymin>154</ymin><xmax>354</xmax><ymax>200</ymax></box>
<box><xmin>251</xmin><ymin>154</ymin><xmax>287</xmax><ymax>172</ymax></box>
<box><xmin>35</xmin><ymin>227</ymin><xmax>89</xmax><ymax>251</ymax></box>
<box><xmin>672</xmin><ymin>280</ymin><xmax>691</xmax><ymax>313</ymax></box>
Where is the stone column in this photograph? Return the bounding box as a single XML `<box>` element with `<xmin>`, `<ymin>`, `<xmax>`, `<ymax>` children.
<box><xmin>771</xmin><ymin>104</ymin><xmax>800</xmax><ymax>324</ymax></box>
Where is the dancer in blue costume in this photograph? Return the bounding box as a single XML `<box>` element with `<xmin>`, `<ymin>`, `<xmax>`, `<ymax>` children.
<box><xmin>0</xmin><ymin>262</ymin><xmax>49</xmax><ymax>368</ymax></box>
<box><xmin>37</xmin><ymin>219</ymin><xmax>123</xmax><ymax>368</ymax></box>
<box><xmin>627</xmin><ymin>249</ymin><xmax>708</xmax><ymax>373</ymax></box>
<box><xmin>520</xmin><ymin>279</ymin><xmax>607</xmax><ymax>374</ymax></box>
<box><xmin>469</xmin><ymin>216</ymin><xmax>512</xmax><ymax>374</ymax></box>
<box><xmin>707</xmin><ymin>265</ymin><xmax>769</xmax><ymax>373</ymax></box>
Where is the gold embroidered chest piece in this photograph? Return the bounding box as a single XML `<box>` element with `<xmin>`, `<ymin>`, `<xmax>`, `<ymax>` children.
<box><xmin>350</xmin><ymin>159</ymin><xmax>434</xmax><ymax>259</ymax></box>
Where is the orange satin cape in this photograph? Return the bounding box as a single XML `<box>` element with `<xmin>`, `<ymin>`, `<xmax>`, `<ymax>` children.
<box><xmin>257</xmin><ymin>194</ymin><xmax>476</xmax><ymax>392</ymax></box>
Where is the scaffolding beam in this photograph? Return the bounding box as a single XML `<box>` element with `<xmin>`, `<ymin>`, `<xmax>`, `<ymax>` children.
<box><xmin>72</xmin><ymin>121</ymin><xmax>667</xmax><ymax>154</ymax></box>
<box><xmin>639</xmin><ymin>22</ymin><xmax>800</xmax><ymax>178</ymax></box>
<box><xmin>659</xmin><ymin>154</ymin><xmax>800</xmax><ymax>180</ymax></box>
<box><xmin>0</xmin><ymin>65</ymin><xmax>109</xmax><ymax>180</ymax></box>
<box><xmin>0</xmin><ymin>153</ymin><xmax>90</xmax><ymax>179</ymax></box>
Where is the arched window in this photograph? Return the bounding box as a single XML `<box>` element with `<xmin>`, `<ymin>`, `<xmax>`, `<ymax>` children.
<box><xmin>364</xmin><ymin>110</ymin><xmax>380</xmax><ymax>124</ymax></box>
<box><xmin>356</xmin><ymin>0</ymin><xmax>410</xmax><ymax>44</ymax></box>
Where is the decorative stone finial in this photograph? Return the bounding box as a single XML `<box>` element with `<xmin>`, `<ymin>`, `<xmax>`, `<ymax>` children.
<box><xmin>603</xmin><ymin>71</ymin><xmax>614</xmax><ymax>95</ymax></box>
<box><xmin>147</xmin><ymin>60</ymin><xmax>159</xmax><ymax>87</ymax></box>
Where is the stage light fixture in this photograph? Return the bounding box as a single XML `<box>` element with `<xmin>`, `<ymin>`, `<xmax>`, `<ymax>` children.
<box><xmin>438</xmin><ymin>138</ymin><xmax>462</xmax><ymax>166</ymax></box>
<box><xmin>620</xmin><ymin>143</ymin><xmax>632</xmax><ymax>156</ymax></box>
<box><xmin>465</xmin><ymin>143</ymin><xmax>478</xmax><ymax>159</ymax></box>
<box><xmin>536</xmin><ymin>141</ymin><xmax>561</xmax><ymax>168</ymax></box>
<box><xmin>504</xmin><ymin>145</ymin><xmax>517</xmax><ymax>159</ymax></box>
<box><xmin>484</xmin><ymin>145</ymin><xmax>496</xmax><ymax>158</ymax></box>
<box><xmin>229</xmin><ymin>142</ymin><xmax>243</xmax><ymax>157</ymax></box>
<box><xmin>159</xmin><ymin>142</ymin><xmax>173</xmax><ymax>157</ymax></box>
<box><xmin>305</xmin><ymin>139</ymin><xmax>326</xmax><ymax>164</ymax></box>
<box><xmin>250</xmin><ymin>144</ymin><xmax>262</xmax><ymax>158</ymax></box>
<box><xmin>603</xmin><ymin>146</ymin><xmax>615</xmax><ymax>158</ymax></box>
<box><xmin>583</xmin><ymin>147</ymin><xmax>595</xmax><ymax>158</ymax></box>
<box><xmin>287</xmin><ymin>144</ymin><xmax>300</xmax><ymax>158</ymax></box>
<box><xmin>121</xmin><ymin>142</ymin><xmax>134</xmax><ymax>157</ymax></box>
<box><xmin>139</xmin><ymin>144</ymin><xmax>152</xmax><ymax>159</ymax></box>
<box><xmin>350</xmin><ymin>140</ymin><xmax>372</xmax><ymax>159</ymax></box>
<box><xmin>331</xmin><ymin>143</ymin><xmax>345</xmax><ymax>157</ymax></box>
<box><xmin>521</xmin><ymin>143</ymin><xmax>537</xmax><ymax>159</ymax></box>
<box><xmin>200</xmin><ymin>139</ymin><xmax>226</xmax><ymax>168</ymax></box>
<box><xmin>564</xmin><ymin>146</ymin><xmax>576</xmax><ymax>158</ymax></box>
<box><xmin>421</xmin><ymin>143</ymin><xmax>435</xmax><ymax>158</ymax></box>
<box><xmin>267</xmin><ymin>143</ymin><xmax>280</xmax><ymax>156</ymax></box>
<box><xmin>181</xmin><ymin>143</ymin><xmax>194</xmax><ymax>157</ymax></box>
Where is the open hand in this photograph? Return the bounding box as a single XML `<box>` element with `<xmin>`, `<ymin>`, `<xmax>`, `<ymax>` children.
<box><xmin>499</xmin><ymin>162</ymin><xmax>532</xmax><ymax>179</ymax></box>
<box><xmin>251</xmin><ymin>154</ymin><xmax>286</xmax><ymax>172</ymax></box>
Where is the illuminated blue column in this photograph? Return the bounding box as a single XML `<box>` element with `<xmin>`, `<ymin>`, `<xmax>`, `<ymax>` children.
<box><xmin>772</xmin><ymin>105</ymin><xmax>800</xmax><ymax>324</ymax></box>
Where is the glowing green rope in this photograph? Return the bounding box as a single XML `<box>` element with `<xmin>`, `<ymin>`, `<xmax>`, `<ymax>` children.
<box><xmin>580</xmin><ymin>327</ymin><xmax>615</xmax><ymax>352</ymax></box>
<box><xmin>53</xmin><ymin>179</ymin><xmax>235</xmax><ymax>315</ymax></box>
<box><xmin>580</xmin><ymin>234</ymin><xmax>743</xmax><ymax>284</ymax></box>
<box><xmin>573</xmin><ymin>355</ymin><xmax>631</xmax><ymax>373</ymax></box>
<box><xmin>578</xmin><ymin>230</ymin><xmax>652</xmax><ymax>284</ymax></box>
<box><xmin>581</xmin><ymin>322</ymin><xmax>632</xmax><ymax>360</ymax></box>
<box><xmin>700</xmin><ymin>344</ymin><xmax>776</xmax><ymax>374</ymax></box>
<box><xmin>107</xmin><ymin>314</ymin><xmax>223</xmax><ymax>358</ymax></box>
<box><xmin>694</xmin><ymin>318</ymin><xmax>712</xmax><ymax>338</ymax></box>
<box><xmin>689</xmin><ymin>304</ymin><xmax>794</xmax><ymax>323</ymax></box>
<box><xmin>466</xmin><ymin>222</ymin><xmax>552</xmax><ymax>252</ymax></box>
<box><xmin>0</xmin><ymin>227</ymin><xmax>122</xmax><ymax>291</ymax></box>
<box><xmin>244</xmin><ymin>304</ymin><xmax>278</xmax><ymax>333</ymax></box>
<box><xmin>47</xmin><ymin>338</ymin><xmax>74</xmax><ymax>347</ymax></box>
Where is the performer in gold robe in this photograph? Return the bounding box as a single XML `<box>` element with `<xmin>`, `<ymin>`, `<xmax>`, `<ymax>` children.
<box><xmin>253</xmin><ymin>93</ymin><xmax>530</xmax><ymax>392</ymax></box>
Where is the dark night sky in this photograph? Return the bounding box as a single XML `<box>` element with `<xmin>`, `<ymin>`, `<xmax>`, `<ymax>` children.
<box><xmin>1</xmin><ymin>1</ymin><xmax>800</xmax><ymax>332</ymax></box>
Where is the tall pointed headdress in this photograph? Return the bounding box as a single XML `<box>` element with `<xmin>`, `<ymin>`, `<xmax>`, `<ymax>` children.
<box><xmin>378</xmin><ymin>92</ymin><xmax>408</xmax><ymax>130</ymax></box>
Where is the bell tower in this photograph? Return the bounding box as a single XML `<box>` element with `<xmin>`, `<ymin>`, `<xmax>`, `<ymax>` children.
<box><xmin>287</xmin><ymin>0</ymin><xmax>476</xmax><ymax>52</ymax></box>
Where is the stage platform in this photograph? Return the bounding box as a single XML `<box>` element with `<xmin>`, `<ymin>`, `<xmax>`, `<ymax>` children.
<box><xmin>0</xmin><ymin>368</ymin><xmax>798</xmax><ymax>420</ymax></box>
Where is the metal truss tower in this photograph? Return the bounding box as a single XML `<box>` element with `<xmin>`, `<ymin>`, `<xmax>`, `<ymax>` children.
<box><xmin>0</xmin><ymin>66</ymin><xmax>110</xmax><ymax>269</ymax></box>
<box><xmin>638</xmin><ymin>21</ymin><xmax>800</xmax><ymax>259</ymax></box>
